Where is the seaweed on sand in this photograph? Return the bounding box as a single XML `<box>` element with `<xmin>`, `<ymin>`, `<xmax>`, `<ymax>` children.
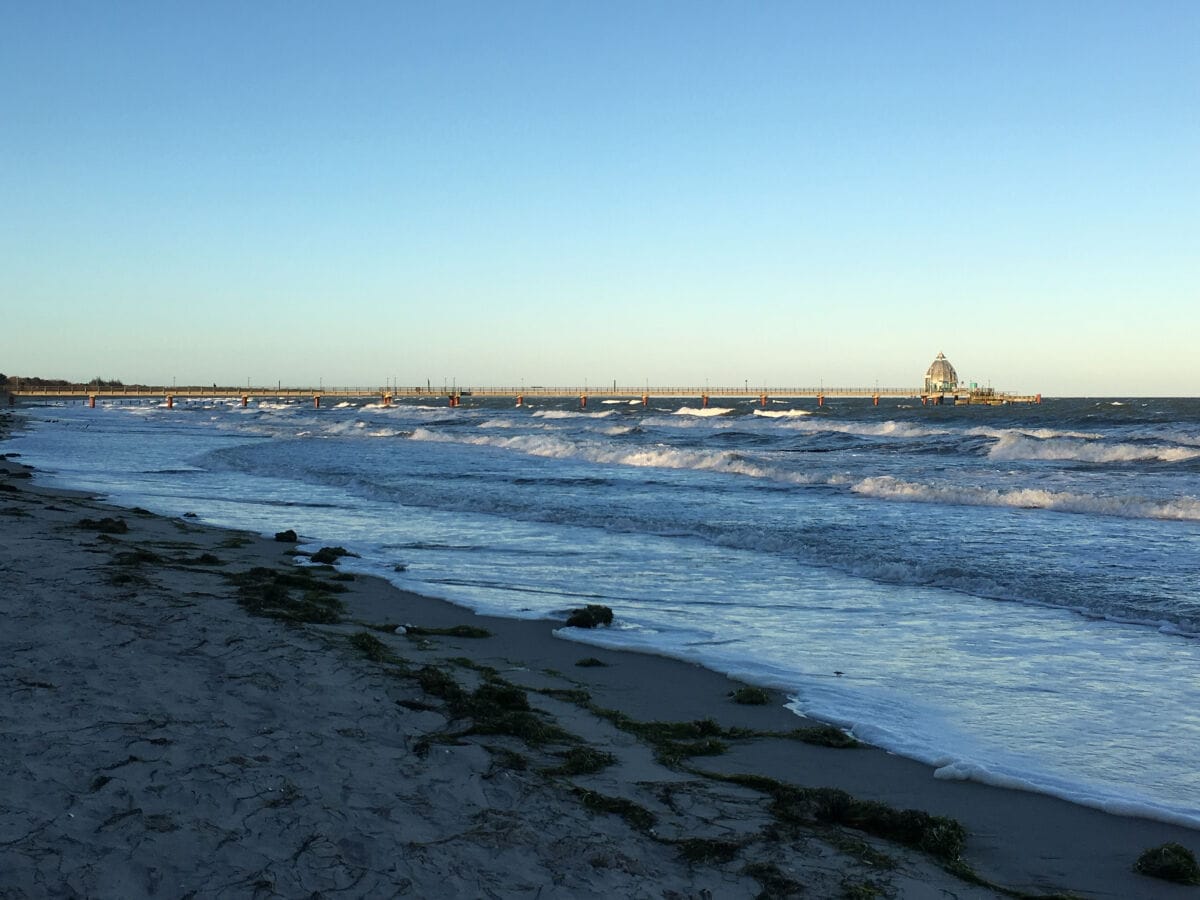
<box><xmin>403</xmin><ymin>624</ymin><xmax>491</xmax><ymax>639</ymax></box>
<box><xmin>309</xmin><ymin>546</ymin><xmax>359</xmax><ymax>565</ymax></box>
<box><xmin>730</xmin><ymin>686</ymin><xmax>771</xmax><ymax>705</ymax></box>
<box><xmin>709</xmin><ymin>773</ymin><xmax>966</xmax><ymax>863</ymax></box>
<box><xmin>1134</xmin><ymin>842</ymin><xmax>1200</xmax><ymax>885</ymax></box>
<box><xmin>542</xmin><ymin>746</ymin><xmax>617</xmax><ymax>777</ymax></box>
<box><xmin>590</xmin><ymin>711</ymin><xmax>732</xmax><ymax>764</ymax></box>
<box><xmin>565</xmin><ymin>605</ymin><xmax>614</xmax><ymax>628</ymax></box>
<box><xmin>572</xmin><ymin>788</ymin><xmax>656</xmax><ymax>832</ymax></box>
<box><xmin>413</xmin><ymin>668</ymin><xmax>576</xmax><ymax>747</ymax></box>
<box><xmin>78</xmin><ymin>516</ymin><xmax>128</xmax><ymax>534</ymax></box>
<box><xmin>226</xmin><ymin>567</ymin><xmax>344</xmax><ymax>624</ymax></box>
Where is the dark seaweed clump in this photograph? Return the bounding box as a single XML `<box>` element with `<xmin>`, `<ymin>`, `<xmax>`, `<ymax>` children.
<box><xmin>274</xmin><ymin>529</ymin><xmax>298</xmax><ymax>542</ymax></box>
<box><xmin>573</xmin><ymin>788</ymin><xmax>656</xmax><ymax>832</ymax></box>
<box><xmin>414</xmin><ymin>666</ymin><xmax>576</xmax><ymax>747</ymax></box>
<box><xmin>789</xmin><ymin>724</ymin><xmax>860</xmax><ymax>749</ymax></box>
<box><xmin>405</xmin><ymin>624</ymin><xmax>491</xmax><ymax>639</ymax></box>
<box><xmin>1134</xmin><ymin>842</ymin><xmax>1200</xmax><ymax>884</ymax></box>
<box><xmin>594</xmin><ymin>712</ymin><xmax>733</xmax><ymax>764</ymax></box>
<box><xmin>310</xmin><ymin>546</ymin><xmax>359</xmax><ymax>564</ymax></box>
<box><xmin>226</xmin><ymin>567</ymin><xmax>344</xmax><ymax>624</ymax></box>
<box><xmin>348</xmin><ymin>631</ymin><xmax>393</xmax><ymax>663</ymax></box>
<box><xmin>542</xmin><ymin>746</ymin><xmax>617</xmax><ymax>776</ymax></box>
<box><xmin>78</xmin><ymin>517</ymin><xmax>128</xmax><ymax>534</ymax></box>
<box><xmin>730</xmin><ymin>686</ymin><xmax>770</xmax><ymax>705</ymax></box>
<box><xmin>713</xmin><ymin>774</ymin><xmax>966</xmax><ymax>862</ymax></box>
<box><xmin>565</xmin><ymin>605</ymin><xmax>614</xmax><ymax>628</ymax></box>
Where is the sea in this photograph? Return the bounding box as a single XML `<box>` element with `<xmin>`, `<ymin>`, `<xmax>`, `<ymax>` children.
<box><xmin>10</xmin><ymin>394</ymin><xmax>1200</xmax><ymax>829</ymax></box>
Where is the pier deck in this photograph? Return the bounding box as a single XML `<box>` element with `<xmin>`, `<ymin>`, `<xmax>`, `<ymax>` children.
<box><xmin>8</xmin><ymin>385</ymin><xmax>1041</xmax><ymax>406</ymax></box>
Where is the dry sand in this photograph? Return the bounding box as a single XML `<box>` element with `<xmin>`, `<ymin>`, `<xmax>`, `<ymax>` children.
<box><xmin>2</xmin><ymin>413</ymin><xmax>1197</xmax><ymax>898</ymax></box>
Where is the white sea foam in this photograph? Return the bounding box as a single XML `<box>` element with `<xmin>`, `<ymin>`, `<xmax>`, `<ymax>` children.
<box><xmin>673</xmin><ymin>406</ymin><xmax>734</xmax><ymax>417</ymax></box>
<box><xmin>532</xmin><ymin>409</ymin><xmax>615</xmax><ymax>419</ymax></box>
<box><xmin>851</xmin><ymin>475</ymin><xmax>1200</xmax><ymax>520</ymax></box>
<box><xmin>782</xmin><ymin>419</ymin><xmax>946</xmax><ymax>439</ymax></box>
<box><xmin>752</xmin><ymin>409</ymin><xmax>813</xmax><ymax>419</ymax></box>
<box><xmin>408</xmin><ymin>427</ymin><xmax>818</xmax><ymax>483</ymax></box>
<box><xmin>988</xmin><ymin>433</ymin><xmax>1200</xmax><ymax>464</ymax></box>
<box><xmin>967</xmin><ymin>426</ymin><xmax>1102</xmax><ymax>440</ymax></box>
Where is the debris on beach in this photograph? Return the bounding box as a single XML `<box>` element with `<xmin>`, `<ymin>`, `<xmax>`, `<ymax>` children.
<box><xmin>310</xmin><ymin>546</ymin><xmax>359</xmax><ymax>564</ymax></box>
<box><xmin>1134</xmin><ymin>842</ymin><xmax>1200</xmax><ymax>885</ymax></box>
<box><xmin>565</xmin><ymin>605</ymin><xmax>614</xmax><ymax>628</ymax></box>
<box><xmin>76</xmin><ymin>516</ymin><xmax>128</xmax><ymax>534</ymax></box>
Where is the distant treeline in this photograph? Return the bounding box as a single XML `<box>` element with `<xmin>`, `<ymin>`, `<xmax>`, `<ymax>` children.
<box><xmin>3</xmin><ymin>375</ymin><xmax>126</xmax><ymax>388</ymax></box>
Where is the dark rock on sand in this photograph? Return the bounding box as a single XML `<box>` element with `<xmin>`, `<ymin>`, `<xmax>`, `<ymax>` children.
<box><xmin>311</xmin><ymin>546</ymin><xmax>359</xmax><ymax>564</ymax></box>
<box><xmin>565</xmin><ymin>605</ymin><xmax>614</xmax><ymax>628</ymax></box>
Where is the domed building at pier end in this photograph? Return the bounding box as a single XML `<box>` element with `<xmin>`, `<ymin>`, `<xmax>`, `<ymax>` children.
<box><xmin>924</xmin><ymin>352</ymin><xmax>958</xmax><ymax>393</ymax></box>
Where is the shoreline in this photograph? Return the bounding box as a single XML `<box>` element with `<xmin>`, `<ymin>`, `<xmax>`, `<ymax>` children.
<box><xmin>3</xmin><ymin>410</ymin><xmax>1197</xmax><ymax>897</ymax></box>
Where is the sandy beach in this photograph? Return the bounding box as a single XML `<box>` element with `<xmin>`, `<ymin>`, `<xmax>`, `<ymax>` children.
<box><xmin>2</xmin><ymin>410</ymin><xmax>1197</xmax><ymax>899</ymax></box>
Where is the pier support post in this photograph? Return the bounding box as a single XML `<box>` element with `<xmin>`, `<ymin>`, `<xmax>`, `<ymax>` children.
<box><xmin>314</xmin><ymin>395</ymin><xmax>321</xmax><ymax>409</ymax></box>
<box><xmin>241</xmin><ymin>395</ymin><xmax>248</xmax><ymax>408</ymax></box>
<box><xmin>759</xmin><ymin>393</ymin><xmax>767</xmax><ymax>407</ymax></box>
<box><xmin>702</xmin><ymin>394</ymin><xmax>709</xmax><ymax>409</ymax></box>
<box><xmin>516</xmin><ymin>394</ymin><xmax>523</xmax><ymax>407</ymax></box>
<box><xmin>1036</xmin><ymin>393</ymin><xmax>1042</xmax><ymax>404</ymax></box>
<box><xmin>642</xmin><ymin>394</ymin><xmax>649</xmax><ymax>407</ymax></box>
<box><xmin>580</xmin><ymin>394</ymin><xmax>587</xmax><ymax>409</ymax></box>
<box><xmin>873</xmin><ymin>395</ymin><xmax>879</xmax><ymax>406</ymax></box>
<box><xmin>817</xmin><ymin>394</ymin><xmax>824</xmax><ymax>408</ymax></box>
<box><xmin>383</xmin><ymin>393</ymin><xmax>392</xmax><ymax>407</ymax></box>
<box><xmin>88</xmin><ymin>395</ymin><xmax>96</xmax><ymax>409</ymax></box>
<box><xmin>166</xmin><ymin>395</ymin><xmax>174</xmax><ymax>409</ymax></box>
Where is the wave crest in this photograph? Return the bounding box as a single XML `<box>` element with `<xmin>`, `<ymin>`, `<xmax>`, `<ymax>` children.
<box><xmin>851</xmin><ymin>475</ymin><xmax>1200</xmax><ymax>521</ymax></box>
<box><xmin>988</xmin><ymin>434</ymin><xmax>1200</xmax><ymax>464</ymax></box>
<box><xmin>753</xmin><ymin>409</ymin><xmax>813</xmax><ymax>419</ymax></box>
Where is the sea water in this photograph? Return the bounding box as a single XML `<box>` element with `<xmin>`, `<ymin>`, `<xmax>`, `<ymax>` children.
<box><xmin>12</xmin><ymin>395</ymin><xmax>1200</xmax><ymax>828</ymax></box>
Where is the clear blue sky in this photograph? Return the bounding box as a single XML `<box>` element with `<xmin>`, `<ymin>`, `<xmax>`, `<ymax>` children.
<box><xmin>2</xmin><ymin>1</ymin><xmax>1196</xmax><ymax>394</ymax></box>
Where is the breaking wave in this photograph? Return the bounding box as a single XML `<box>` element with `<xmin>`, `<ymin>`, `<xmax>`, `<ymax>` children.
<box><xmin>782</xmin><ymin>419</ymin><xmax>947</xmax><ymax>439</ymax></box>
<box><xmin>753</xmin><ymin>409</ymin><xmax>813</xmax><ymax>419</ymax></box>
<box><xmin>673</xmin><ymin>406</ymin><xmax>735</xmax><ymax>417</ymax></box>
<box><xmin>408</xmin><ymin>428</ymin><xmax>818</xmax><ymax>483</ymax></box>
<box><xmin>851</xmin><ymin>475</ymin><xmax>1200</xmax><ymax>521</ymax></box>
<box><xmin>532</xmin><ymin>410</ymin><xmax>614</xmax><ymax>419</ymax></box>
<box><xmin>988</xmin><ymin>434</ymin><xmax>1200</xmax><ymax>464</ymax></box>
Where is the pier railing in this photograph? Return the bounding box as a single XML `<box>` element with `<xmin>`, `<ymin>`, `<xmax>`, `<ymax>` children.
<box><xmin>8</xmin><ymin>383</ymin><xmax>1041</xmax><ymax>405</ymax></box>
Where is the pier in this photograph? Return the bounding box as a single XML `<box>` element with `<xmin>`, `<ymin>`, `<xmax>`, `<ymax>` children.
<box><xmin>7</xmin><ymin>384</ymin><xmax>1041</xmax><ymax>408</ymax></box>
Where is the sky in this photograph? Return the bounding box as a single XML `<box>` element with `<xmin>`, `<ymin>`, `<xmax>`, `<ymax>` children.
<box><xmin>1</xmin><ymin>1</ymin><xmax>1197</xmax><ymax>395</ymax></box>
